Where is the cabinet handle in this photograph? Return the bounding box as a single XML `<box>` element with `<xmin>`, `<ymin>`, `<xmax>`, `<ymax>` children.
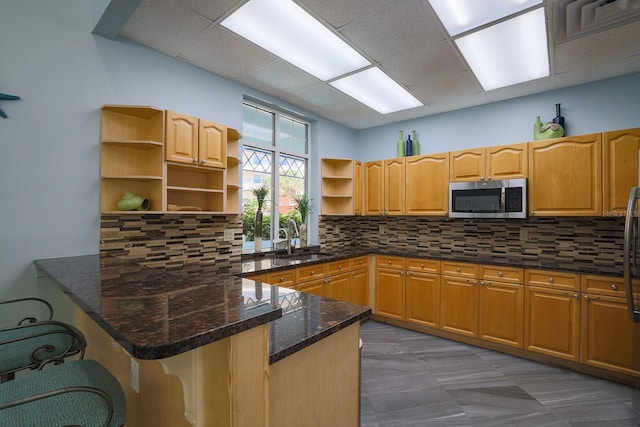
<box><xmin>487</xmin><ymin>176</ymin><xmax>491</xmax><ymax>181</ymax></box>
<box><xmin>201</xmin><ymin>159</ymin><xmax>207</xmax><ymax>164</ymax></box>
<box><xmin>193</xmin><ymin>158</ymin><xmax>198</xmax><ymax>164</ymax></box>
<box><xmin>473</xmin><ymin>280</ymin><xmax>477</xmax><ymax>285</ymax></box>
<box><xmin>611</xmin><ymin>284</ymin><xmax>618</xmax><ymax>291</ymax></box>
<box><xmin>530</xmin><ymin>211</ymin><xmax>535</xmax><ymax>216</ymax></box>
<box><xmin>584</xmin><ymin>294</ymin><xmax>590</xmax><ymax>301</ymax></box>
<box><xmin>498</xmin><ymin>271</ymin><xmax>503</xmax><ymax>277</ymax></box>
<box><xmin>338</xmin><ymin>265</ymin><xmax>342</xmax><ymax>269</ymax></box>
<box><xmin>388</xmin><ymin>260</ymin><xmax>392</xmax><ymax>264</ymax></box>
<box><xmin>456</xmin><ymin>267</ymin><xmax>461</xmax><ymax>272</ymax></box>
<box><xmin>480</xmin><ymin>281</ymin><xmax>485</xmax><ymax>286</ymax></box>
<box><xmin>400</xmin><ymin>271</ymin><xmax>404</xmax><ymax>275</ymax></box>
<box><xmin>573</xmin><ymin>293</ymin><xmax>579</xmax><ymax>299</ymax></box>
<box><xmin>310</xmin><ymin>270</ymin><xmax>315</xmax><ymax>275</ymax></box>
<box><xmin>548</xmin><ymin>277</ymin><xmax>554</xmax><ymax>283</ymax></box>
<box><xmin>420</xmin><ymin>263</ymin><xmax>425</xmax><ymax>268</ymax></box>
<box><xmin>279</xmin><ymin>277</ymin><xmax>284</xmax><ymax>282</ymax></box>
<box><xmin>407</xmin><ymin>272</ymin><xmax>412</xmax><ymax>276</ymax></box>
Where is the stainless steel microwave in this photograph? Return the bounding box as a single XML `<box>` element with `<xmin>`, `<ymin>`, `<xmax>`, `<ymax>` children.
<box><xmin>449</xmin><ymin>178</ymin><xmax>527</xmax><ymax>219</ymax></box>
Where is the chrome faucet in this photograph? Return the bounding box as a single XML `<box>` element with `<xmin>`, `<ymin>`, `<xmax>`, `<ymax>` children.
<box><xmin>286</xmin><ymin>219</ymin><xmax>299</xmax><ymax>255</ymax></box>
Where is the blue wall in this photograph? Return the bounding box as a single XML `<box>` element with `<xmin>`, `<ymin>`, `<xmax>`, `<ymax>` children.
<box><xmin>1</xmin><ymin>0</ymin><xmax>638</xmax><ymax>322</ymax></box>
<box><xmin>357</xmin><ymin>73</ymin><xmax>640</xmax><ymax>161</ymax></box>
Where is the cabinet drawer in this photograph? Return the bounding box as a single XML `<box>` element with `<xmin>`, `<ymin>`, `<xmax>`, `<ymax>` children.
<box><xmin>525</xmin><ymin>269</ymin><xmax>579</xmax><ymax>291</ymax></box>
<box><xmin>376</xmin><ymin>255</ymin><xmax>405</xmax><ymax>270</ymax></box>
<box><xmin>327</xmin><ymin>259</ymin><xmax>351</xmax><ymax>275</ymax></box>
<box><xmin>351</xmin><ymin>256</ymin><xmax>369</xmax><ymax>270</ymax></box>
<box><xmin>265</xmin><ymin>269</ymin><xmax>296</xmax><ymax>287</ymax></box>
<box><xmin>441</xmin><ymin>261</ymin><xmax>478</xmax><ymax>278</ymax></box>
<box><xmin>581</xmin><ymin>275</ymin><xmax>626</xmax><ymax>297</ymax></box>
<box><xmin>297</xmin><ymin>263</ymin><xmax>326</xmax><ymax>283</ymax></box>
<box><xmin>406</xmin><ymin>258</ymin><xmax>440</xmax><ymax>274</ymax></box>
<box><xmin>480</xmin><ymin>265</ymin><xmax>523</xmax><ymax>284</ymax></box>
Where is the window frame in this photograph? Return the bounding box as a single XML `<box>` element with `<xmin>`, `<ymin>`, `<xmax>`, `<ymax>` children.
<box><xmin>242</xmin><ymin>101</ymin><xmax>310</xmax><ymax>252</ymax></box>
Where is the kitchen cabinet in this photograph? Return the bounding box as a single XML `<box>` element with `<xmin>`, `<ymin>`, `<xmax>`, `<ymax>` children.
<box><xmin>349</xmin><ymin>256</ymin><xmax>369</xmax><ymax>306</ymax></box>
<box><xmin>297</xmin><ymin>277</ymin><xmax>327</xmax><ymax>297</ymax></box>
<box><xmin>528</xmin><ymin>133</ymin><xmax>602</xmax><ymax>216</ymax></box>
<box><xmin>405</xmin><ymin>259</ymin><xmax>441</xmax><ymax>328</ymax></box>
<box><xmin>354</xmin><ymin>161</ymin><xmax>363</xmax><ymax>215</ymax></box>
<box><xmin>580</xmin><ymin>275</ymin><xmax>639</xmax><ymax>376</ymax></box>
<box><xmin>265</xmin><ymin>269</ymin><xmax>296</xmax><ymax>288</ymax></box>
<box><xmin>325</xmin><ymin>259</ymin><xmax>352</xmax><ymax>301</ymax></box>
<box><xmin>439</xmin><ymin>262</ymin><xmax>479</xmax><ymax>337</ymax></box>
<box><xmin>321</xmin><ymin>158</ymin><xmax>359</xmax><ymax>215</ymax></box>
<box><xmin>478</xmin><ymin>265</ymin><xmax>524</xmax><ymax>348</ymax></box>
<box><xmin>603</xmin><ymin>128</ymin><xmax>640</xmax><ymax>215</ymax></box>
<box><xmin>524</xmin><ymin>270</ymin><xmax>580</xmax><ymax>361</ymax></box>
<box><xmin>364</xmin><ymin>159</ymin><xmax>405</xmax><ymax>215</ymax></box>
<box><xmin>405</xmin><ymin>152</ymin><xmax>450</xmax><ymax>216</ymax></box>
<box><xmin>449</xmin><ymin>143</ymin><xmax>527</xmax><ymax>183</ymax></box>
<box><xmin>226</xmin><ymin>128</ymin><xmax>241</xmax><ymax>214</ymax></box>
<box><xmin>100</xmin><ymin>105</ymin><xmax>165</xmax><ymax>212</ymax></box>
<box><xmin>374</xmin><ymin>256</ymin><xmax>406</xmax><ymax>319</ymax></box>
<box><xmin>165</xmin><ymin>111</ymin><xmax>226</xmax><ymax>169</ymax></box>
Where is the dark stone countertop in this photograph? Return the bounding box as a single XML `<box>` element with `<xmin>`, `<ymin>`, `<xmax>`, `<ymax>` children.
<box><xmin>240</xmin><ymin>248</ymin><xmax>623</xmax><ymax>278</ymax></box>
<box><xmin>35</xmin><ymin>255</ymin><xmax>371</xmax><ymax>362</ymax></box>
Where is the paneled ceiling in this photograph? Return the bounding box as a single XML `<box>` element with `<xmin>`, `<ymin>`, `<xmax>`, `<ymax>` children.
<box><xmin>101</xmin><ymin>0</ymin><xmax>640</xmax><ymax>129</ymax></box>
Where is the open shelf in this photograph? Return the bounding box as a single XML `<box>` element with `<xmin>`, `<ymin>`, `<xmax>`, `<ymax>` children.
<box><xmin>321</xmin><ymin>158</ymin><xmax>356</xmax><ymax>215</ymax></box>
<box><xmin>101</xmin><ymin>105</ymin><xmax>164</xmax><ymax>142</ymax></box>
<box><xmin>100</xmin><ymin>177</ymin><xmax>164</xmax><ymax>212</ymax></box>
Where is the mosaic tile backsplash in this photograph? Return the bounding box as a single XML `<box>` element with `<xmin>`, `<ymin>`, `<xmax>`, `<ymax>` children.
<box><xmin>319</xmin><ymin>216</ymin><xmax>625</xmax><ymax>274</ymax></box>
<box><xmin>100</xmin><ymin>214</ymin><xmax>242</xmax><ymax>269</ymax></box>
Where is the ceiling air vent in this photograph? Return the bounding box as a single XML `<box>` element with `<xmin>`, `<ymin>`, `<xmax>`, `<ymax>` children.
<box><xmin>553</xmin><ymin>0</ymin><xmax>640</xmax><ymax>43</ymax></box>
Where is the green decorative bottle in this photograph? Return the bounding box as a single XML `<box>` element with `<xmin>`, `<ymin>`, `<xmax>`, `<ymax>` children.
<box><xmin>396</xmin><ymin>131</ymin><xmax>405</xmax><ymax>157</ymax></box>
<box><xmin>412</xmin><ymin>130</ymin><xmax>419</xmax><ymax>156</ymax></box>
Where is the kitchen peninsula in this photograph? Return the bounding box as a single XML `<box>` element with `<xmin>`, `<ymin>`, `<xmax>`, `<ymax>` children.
<box><xmin>34</xmin><ymin>254</ymin><xmax>370</xmax><ymax>427</ymax></box>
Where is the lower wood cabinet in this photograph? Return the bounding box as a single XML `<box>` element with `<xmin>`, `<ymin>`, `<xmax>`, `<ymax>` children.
<box><xmin>478</xmin><ymin>281</ymin><xmax>524</xmax><ymax>348</ymax></box>
<box><xmin>440</xmin><ymin>275</ymin><xmax>478</xmax><ymax>337</ymax></box>
<box><xmin>326</xmin><ymin>272</ymin><xmax>351</xmax><ymax>301</ymax></box>
<box><xmin>405</xmin><ymin>272</ymin><xmax>440</xmax><ymax>328</ymax></box>
<box><xmin>524</xmin><ymin>286</ymin><xmax>581</xmax><ymax>361</ymax></box>
<box><xmin>350</xmin><ymin>268</ymin><xmax>369</xmax><ymax>306</ymax></box>
<box><xmin>297</xmin><ymin>278</ymin><xmax>326</xmax><ymax>297</ymax></box>
<box><xmin>374</xmin><ymin>267</ymin><xmax>405</xmax><ymax>320</ymax></box>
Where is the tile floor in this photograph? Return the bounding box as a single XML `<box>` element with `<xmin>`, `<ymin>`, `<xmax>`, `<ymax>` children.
<box><xmin>359</xmin><ymin>320</ymin><xmax>640</xmax><ymax>426</ymax></box>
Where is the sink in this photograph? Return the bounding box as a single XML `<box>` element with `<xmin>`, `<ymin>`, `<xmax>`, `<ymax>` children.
<box><xmin>274</xmin><ymin>252</ymin><xmax>334</xmax><ymax>261</ymax></box>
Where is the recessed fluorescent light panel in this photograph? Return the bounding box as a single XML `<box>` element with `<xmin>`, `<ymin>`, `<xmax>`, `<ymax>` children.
<box><xmin>455</xmin><ymin>8</ymin><xmax>549</xmax><ymax>90</ymax></box>
<box><xmin>221</xmin><ymin>0</ymin><xmax>370</xmax><ymax>81</ymax></box>
<box><xmin>429</xmin><ymin>0</ymin><xmax>543</xmax><ymax>36</ymax></box>
<box><xmin>330</xmin><ymin>68</ymin><xmax>423</xmax><ymax>114</ymax></box>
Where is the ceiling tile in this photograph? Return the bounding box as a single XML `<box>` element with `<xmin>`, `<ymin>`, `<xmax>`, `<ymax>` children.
<box><xmin>177</xmin><ymin>26</ymin><xmax>277</xmax><ymax>81</ymax></box>
<box><xmin>175</xmin><ymin>0</ymin><xmax>240</xmax><ymax>21</ymax></box>
<box><xmin>120</xmin><ymin>0</ymin><xmax>212</xmax><ymax>56</ymax></box>
<box><xmin>298</xmin><ymin>0</ymin><xmax>398</xmax><ymax>29</ymax></box>
<box><xmin>238</xmin><ymin>61</ymin><xmax>322</xmax><ymax>96</ymax></box>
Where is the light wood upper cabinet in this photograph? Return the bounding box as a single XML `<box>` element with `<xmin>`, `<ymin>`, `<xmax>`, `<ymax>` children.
<box><xmin>486</xmin><ymin>143</ymin><xmax>528</xmax><ymax>180</ymax></box>
<box><xmin>364</xmin><ymin>158</ymin><xmax>406</xmax><ymax>215</ymax></box>
<box><xmin>165</xmin><ymin>110</ymin><xmax>199</xmax><ymax>165</ymax></box>
<box><xmin>450</xmin><ymin>143</ymin><xmax>527</xmax><ymax>182</ymax></box>
<box><xmin>529</xmin><ymin>133</ymin><xmax>602</xmax><ymax>216</ymax></box>
<box><xmin>364</xmin><ymin>161</ymin><xmax>384</xmax><ymax>215</ymax></box>
<box><xmin>450</xmin><ymin>148</ymin><xmax>485</xmax><ymax>182</ymax></box>
<box><xmin>198</xmin><ymin>119</ymin><xmax>227</xmax><ymax>169</ymax></box>
<box><xmin>405</xmin><ymin>152</ymin><xmax>450</xmax><ymax>216</ymax></box>
<box><xmin>354</xmin><ymin>161</ymin><xmax>363</xmax><ymax>216</ymax></box>
<box><xmin>384</xmin><ymin>158</ymin><xmax>405</xmax><ymax>215</ymax></box>
<box><xmin>603</xmin><ymin>128</ymin><xmax>640</xmax><ymax>215</ymax></box>
<box><xmin>166</xmin><ymin>111</ymin><xmax>226</xmax><ymax>169</ymax></box>
<box><xmin>321</xmin><ymin>158</ymin><xmax>357</xmax><ymax>215</ymax></box>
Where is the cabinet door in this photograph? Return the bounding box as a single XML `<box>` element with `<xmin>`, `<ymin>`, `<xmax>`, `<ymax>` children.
<box><xmin>486</xmin><ymin>143</ymin><xmax>528</xmax><ymax>180</ymax></box>
<box><xmin>326</xmin><ymin>273</ymin><xmax>351</xmax><ymax>302</ymax></box>
<box><xmin>297</xmin><ymin>278</ymin><xmax>326</xmax><ymax>297</ymax></box>
<box><xmin>479</xmin><ymin>281</ymin><xmax>524</xmax><ymax>348</ymax></box>
<box><xmin>198</xmin><ymin>119</ymin><xmax>227</xmax><ymax>169</ymax></box>
<box><xmin>375</xmin><ymin>268</ymin><xmax>405</xmax><ymax>319</ymax></box>
<box><xmin>529</xmin><ymin>134</ymin><xmax>602</xmax><ymax>216</ymax></box>
<box><xmin>384</xmin><ymin>158</ymin><xmax>405</xmax><ymax>215</ymax></box>
<box><xmin>350</xmin><ymin>268</ymin><xmax>369</xmax><ymax>306</ymax></box>
<box><xmin>165</xmin><ymin>111</ymin><xmax>198</xmax><ymax>164</ymax></box>
<box><xmin>449</xmin><ymin>148</ymin><xmax>485</xmax><ymax>182</ymax></box>
<box><xmin>603</xmin><ymin>128</ymin><xmax>640</xmax><ymax>215</ymax></box>
<box><xmin>581</xmin><ymin>294</ymin><xmax>639</xmax><ymax>375</ymax></box>
<box><xmin>354</xmin><ymin>161</ymin><xmax>363</xmax><ymax>215</ymax></box>
<box><xmin>265</xmin><ymin>269</ymin><xmax>296</xmax><ymax>288</ymax></box>
<box><xmin>405</xmin><ymin>153</ymin><xmax>449</xmax><ymax>216</ymax></box>
<box><xmin>440</xmin><ymin>276</ymin><xmax>478</xmax><ymax>337</ymax></box>
<box><xmin>524</xmin><ymin>286</ymin><xmax>580</xmax><ymax>361</ymax></box>
<box><xmin>406</xmin><ymin>272</ymin><xmax>440</xmax><ymax>328</ymax></box>
<box><xmin>364</xmin><ymin>161</ymin><xmax>384</xmax><ymax>215</ymax></box>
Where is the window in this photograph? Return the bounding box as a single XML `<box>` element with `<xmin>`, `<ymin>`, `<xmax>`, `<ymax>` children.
<box><xmin>242</xmin><ymin>102</ymin><xmax>309</xmax><ymax>252</ymax></box>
